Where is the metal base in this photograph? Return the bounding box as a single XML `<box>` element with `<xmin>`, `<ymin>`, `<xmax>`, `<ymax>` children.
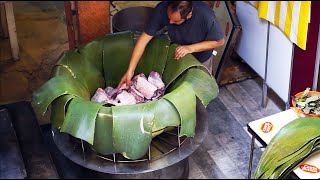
<box><xmin>51</xmin><ymin>99</ymin><xmax>208</xmax><ymax>179</ymax></box>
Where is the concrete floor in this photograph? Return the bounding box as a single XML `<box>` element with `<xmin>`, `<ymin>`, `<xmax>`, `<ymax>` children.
<box><xmin>0</xmin><ymin>1</ymin><xmax>68</xmax><ymax>106</ymax></box>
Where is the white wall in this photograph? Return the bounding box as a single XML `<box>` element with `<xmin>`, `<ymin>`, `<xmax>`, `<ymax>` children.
<box><xmin>235</xmin><ymin>1</ymin><xmax>294</xmax><ymax>103</ymax></box>
<box><xmin>266</xmin><ymin>24</ymin><xmax>293</xmax><ymax>103</ymax></box>
<box><xmin>235</xmin><ymin>1</ymin><xmax>268</xmax><ymax>79</ymax></box>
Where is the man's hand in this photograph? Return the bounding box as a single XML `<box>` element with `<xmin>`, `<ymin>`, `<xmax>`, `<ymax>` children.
<box><xmin>174</xmin><ymin>39</ymin><xmax>225</xmax><ymax>60</ymax></box>
<box><xmin>117</xmin><ymin>70</ymin><xmax>134</xmax><ymax>89</ymax></box>
<box><xmin>174</xmin><ymin>45</ymin><xmax>192</xmax><ymax>60</ymax></box>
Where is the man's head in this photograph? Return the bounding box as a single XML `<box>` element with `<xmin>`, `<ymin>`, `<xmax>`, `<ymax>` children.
<box><xmin>167</xmin><ymin>1</ymin><xmax>193</xmax><ymax>25</ymax></box>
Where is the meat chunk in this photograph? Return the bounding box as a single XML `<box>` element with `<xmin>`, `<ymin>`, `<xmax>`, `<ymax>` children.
<box><xmin>91</xmin><ymin>71</ymin><xmax>166</xmax><ymax>106</ymax></box>
<box><xmin>104</xmin><ymin>86</ymin><xmax>118</xmax><ymax>99</ymax></box>
<box><xmin>152</xmin><ymin>89</ymin><xmax>165</xmax><ymax>100</ymax></box>
<box><xmin>133</xmin><ymin>73</ymin><xmax>158</xmax><ymax>100</ymax></box>
<box><xmin>91</xmin><ymin>88</ymin><xmax>112</xmax><ymax>103</ymax></box>
<box><xmin>114</xmin><ymin>90</ymin><xmax>137</xmax><ymax>106</ymax></box>
<box><xmin>128</xmin><ymin>85</ymin><xmax>145</xmax><ymax>103</ymax></box>
<box><xmin>148</xmin><ymin>71</ymin><xmax>165</xmax><ymax>90</ymax></box>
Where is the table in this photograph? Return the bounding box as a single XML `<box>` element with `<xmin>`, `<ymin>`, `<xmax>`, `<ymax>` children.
<box><xmin>247</xmin><ymin>109</ymin><xmax>320</xmax><ymax>179</ymax></box>
<box><xmin>0</xmin><ymin>1</ymin><xmax>19</xmax><ymax>60</ymax></box>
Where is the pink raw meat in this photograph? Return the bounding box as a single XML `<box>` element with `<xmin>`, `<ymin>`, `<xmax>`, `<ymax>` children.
<box><xmin>114</xmin><ymin>90</ymin><xmax>137</xmax><ymax>106</ymax></box>
<box><xmin>148</xmin><ymin>71</ymin><xmax>165</xmax><ymax>90</ymax></box>
<box><xmin>91</xmin><ymin>88</ymin><xmax>112</xmax><ymax>103</ymax></box>
<box><xmin>128</xmin><ymin>85</ymin><xmax>145</xmax><ymax>103</ymax></box>
<box><xmin>133</xmin><ymin>73</ymin><xmax>157</xmax><ymax>100</ymax></box>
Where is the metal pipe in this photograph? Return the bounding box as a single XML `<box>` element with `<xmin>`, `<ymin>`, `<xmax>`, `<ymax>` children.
<box><xmin>247</xmin><ymin>135</ymin><xmax>255</xmax><ymax>179</ymax></box>
<box><xmin>262</xmin><ymin>21</ymin><xmax>271</xmax><ymax>108</ymax></box>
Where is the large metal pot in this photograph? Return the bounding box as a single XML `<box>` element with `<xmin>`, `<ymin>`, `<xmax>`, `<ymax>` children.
<box><xmin>112</xmin><ymin>6</ymin><xmax>168</xmax><ymax>38</ymax></box>
<box><xmin>112</xmin><ymin>6</ymin><xmax>154</xmax><ymax>33</ymax></box>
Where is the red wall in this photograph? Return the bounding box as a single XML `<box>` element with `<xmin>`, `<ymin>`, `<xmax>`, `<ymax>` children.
<box><xmin>290</xmin><ymin>1</ymin><xmax>320</xmax><ymax>101</ymax></box>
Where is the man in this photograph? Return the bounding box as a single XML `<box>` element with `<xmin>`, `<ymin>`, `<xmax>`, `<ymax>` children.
<box><xmin>118</xmin><ymin>1</ymin><xmax>225</xmax><ymax>88</ymax></box>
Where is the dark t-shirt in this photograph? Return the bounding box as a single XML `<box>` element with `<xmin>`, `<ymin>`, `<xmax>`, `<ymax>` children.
<box><xmin>144</xmin><ymin>1</ymin><xmax>224</xmax><ymax>63</ymax></box>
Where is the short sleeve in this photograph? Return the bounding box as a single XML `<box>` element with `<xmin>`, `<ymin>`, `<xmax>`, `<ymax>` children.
<box><xmin>144</xmin><ymin>2</ymin><xmax>167</xmax><ymax>36</ymax></box>
<box><xmin>205</xmin><ymin>16</ymin><xmax>224</xmax><ymax>41</ymax></box>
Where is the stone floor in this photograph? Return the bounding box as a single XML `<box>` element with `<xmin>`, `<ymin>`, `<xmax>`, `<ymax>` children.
<box><xmin>0</xmin><ymin>1</ymin><xmax>256</xmax><ymax>125</ymax></box>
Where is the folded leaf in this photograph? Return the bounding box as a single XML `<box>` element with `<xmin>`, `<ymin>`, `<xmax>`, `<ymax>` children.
<box><xmin>167</xmin><ymin>68</ymin><xmax>219</xmax><ymax>107</ymax></box>
<box><xmin>51</xmin><ymin>94</ymin><xmax>74</xmax><ymax>129</ymax></box>
<box><xmin>92</xmin><ymin>106</ymin><xmax>116</xmax><ymax>155</ymax></box>
<box><xmin>147</xmin><ymin>99</ymin><xmax>181</xmax><ymax>134</ymax></box>
<box><xmin>56</xmin><ymin>48</ymin><xmax>105</xmax><ymax>96</ymax></box>
<box><xmin>102</xmin><ymin>31</ymin><xmax>135</xmax><ymax>87</ymax></box>
<box><xmin>31</xmin><ymin>76</ymin><xmax>90</xmax><ymax>116</ymax></box>
<box><xmin>61</xmin><ymin>97</ymin><xmax>105</xmax><ymax>144</ymax></box>
<box><xmin>135</xmin><ymin>36</ymin><xmax>170</xmax><ymax>77</ymax></box>
<box><xmin>112</xmin><ymin>103</ymin><xmax>154</xmax><ymax>160</ymax></box>
<box><xmin>162</xmin><ymin>44</ymin><xmax>209</xmax><ymax>88</ymax></box>
<box><xmin>164</xmin><ymin>82</ymin><xmax>196</xmax><ymax>137</ymax></box>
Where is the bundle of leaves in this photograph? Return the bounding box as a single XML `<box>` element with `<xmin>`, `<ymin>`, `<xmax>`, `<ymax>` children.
<box><xmin>254</xmin><ymin>116</ymin><xmax>320</xmax><ymax>179</ymax></box>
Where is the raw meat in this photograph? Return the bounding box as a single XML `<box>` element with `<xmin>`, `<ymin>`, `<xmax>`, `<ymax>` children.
<box><xmin>152</xmin><ymin>89</ymin><xmax>165</xmax><ymax>100</ymax></box>
<box><xmin>91</xmin><ymin>71</ymin><xmax>166</xmax><ymax>106</ymax></box>
<box><xmin>148</xmin><ymin>71</ymin><xmax>165</xmax><ymax>90</ymax></box>
<box><xmin>133</xmin><ymin>73</ymin><xmax>158</xmax><ymax>100</ymax></box>
<box><xmin>91</xmin><ymin>88</ymin><xmax>112</xmax><ymax>103</ymax></box>
<box><xmin>128</xmin><ymin>85</ymin><xmax>145</xmax><ymax>103</ymax></box>
<box><xmin>104</xmin><ymin>86</ymin><xmax>118</xmax><ymax>98</ymax></box>
<box><xmin>114</xmin><ymin>90</ymin><xmax>137</xmax><ymax>106</ymax></box>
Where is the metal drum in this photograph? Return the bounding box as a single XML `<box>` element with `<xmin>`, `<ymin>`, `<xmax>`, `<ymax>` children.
<box><xmin>112</xmin><ymin>6</ymin><xmax>168</xmax><ymax>39</ymax></box>
<box><xmin>52</xmin><ymin>99</ymin><xmax>208</xmax><ymax>179</ymax></box>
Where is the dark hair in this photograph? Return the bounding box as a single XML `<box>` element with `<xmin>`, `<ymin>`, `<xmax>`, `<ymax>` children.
<box><xmin>168</xmin><ymin>1</ymin><xmax>193</xmax><ymax>19</ymax></box>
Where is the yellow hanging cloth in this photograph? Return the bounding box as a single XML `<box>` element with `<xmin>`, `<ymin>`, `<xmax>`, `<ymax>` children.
<box><xmin>248</xmin><ymin>1</ymin><xmax>311</xmax><ymax>50</ymax></box>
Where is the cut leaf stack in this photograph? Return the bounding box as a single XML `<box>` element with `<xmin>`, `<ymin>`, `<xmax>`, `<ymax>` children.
<box><xmin>254</xmin><ymin>117</ymin><xmax>320</xmax><ymax>179</ymax></box>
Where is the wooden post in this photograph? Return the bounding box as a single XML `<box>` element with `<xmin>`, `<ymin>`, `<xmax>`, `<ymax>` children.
<box><xmin>64</xmin><ymin>1</ymin><xmax>77</xmax><ymax>49</ymax></box>
<box><xmin>76</xmin><ymin>1</ymin><xmax>110</xmax><ymax>45</ymax></box>
<box><xmin>0</xmin><ymin>2</ymin><xmax>9</xmax><ymax>38</ymax></box>
<box><xmin>3</xmin><ymin>1</ymin><xmax>19</xmax><ymax>60</ymax></box>
<box><xmin>64</xmin><ymin>1</ymin><xmax>110</xmax><ymax>49</ymax></box>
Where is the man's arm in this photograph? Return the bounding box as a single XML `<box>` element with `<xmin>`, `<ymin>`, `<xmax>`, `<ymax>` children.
<box><xmin>174</xmin><ymin>38</ymin><xmax>225</xmax><ymax>59</ymax></box>
<box><xmin>118</xmin><ymin>32</ymin><xmax>153</xmax><ymax>88</ymax></box>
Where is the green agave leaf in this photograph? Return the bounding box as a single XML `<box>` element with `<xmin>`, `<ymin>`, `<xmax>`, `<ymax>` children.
<box><xmin>51</xmin><ymin>94</ymin><xmax>74</xmax><ymax>129</ymax></box>
<box><xmin>102</xmin><ymin>31</ymin><xmax>135</xmax><ymax>87</ymax></box>
<box><xmin>92</xmin><ymin>106</ymin><xmax>116</xmax><ymax>155</ymax></box>
<box><xmin>112</xmin><ymin>103</ymin><xmax>154</xmax><ymax>160</ymax></box>
<box><xmin>167</xmin><ymin>68</ymin><xmax>218</xmax><ymax>107</ymax></box>
<box><xmin>31</xmin><ymin>76</ymin><xmax>90</xmax><ymax>116</ymax></box>
<box><xmin>147</xmin><ymin>99</ymin><xmax>181</xmax><ymax>134</ymax></box>
<box><xmin>162</xmin><ymin>44</ymin><xmax>209</xmax><ymax>88</ymax></box>
<box><xmin>163</xmin><ymin>82</ymin><xmax>196</xmax><ymax>137</ymax></box>
<box><xmin>51</xmin><ymin>64</ymin><xmax>76</xmax><ymax>78</ymax></box>
<box><xmin>56</xmin><ymin>49</ymin><xmax>105</xmax><ymax>96</ymax></box>
<box><xmin>135</xmin><ymin>36</ymin><xmax>170</xmax><ymax>77</ymax></box>
<box><xmin>275</xmin><ymin>142</ymin><xmax>320</xmax><ymax>179</ymax></box>
<box><xmin>76</xmin><ymin>39</ymin><xmax>104</xmax><ymax>71</ymax></box>
<box><xmin>260</xmin><ymin>137</ymin><xmax>316</xmax><ymax>179</ymax></box>
<box><xmin>61</xmin><ymin>97</ymin><xmax>105</xmax><ymax>145</ymax></box>
<box><xmin>269</xmin><ymin>141</ymin><xmax>320</xmax><ymax>179</ymax></box>
<box><xmin>254</xmin><ymin>117</ymin><xmax>320</xmax><ymax>178</ymax></box>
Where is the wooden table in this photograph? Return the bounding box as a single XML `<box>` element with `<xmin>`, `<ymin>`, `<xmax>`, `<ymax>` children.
<box><xmin>0</xmin><ymin>1</ymin><xmax>19</xmax><ymax>61</ymax></box>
